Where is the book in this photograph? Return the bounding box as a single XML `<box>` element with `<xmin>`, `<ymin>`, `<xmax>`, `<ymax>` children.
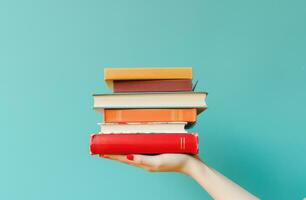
<box><xmin>102</xmin><ymin>108</ymin><xmax>197</xmax><ymax>123</ymax></box>
<box><xmin>113</xmin><ymin>79</ymin><xmax>193</xmax><ymax>92</ymax></box>
<box><xmin>93</xmin><ymin>92</ymin><xmax>207</xmax><ymax>111</ymax></box>
<box><xmin>99</xmin><ymin>122</ymin><xmax>187</xmax><ymax>133</ymax></box>
<box><xmin>90</xmin><ymin>133</ymin><xmax>199</xmax><ymax>155</ymax></box>
<box><xmin>104</xmin><ymin>67</ymin><xmax>192</xmax><ymax>88</ymax></box>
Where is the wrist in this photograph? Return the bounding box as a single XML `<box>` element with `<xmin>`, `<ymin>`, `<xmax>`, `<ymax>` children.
<box><xmin>181</xmin><ymin>156</ymin><xmax>206</xmax><ymax>176</ymax></box>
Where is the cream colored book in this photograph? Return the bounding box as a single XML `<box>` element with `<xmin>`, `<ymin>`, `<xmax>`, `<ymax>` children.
<box><xmin>93</xmin><ymin>92</ymin><xmax>208</xmax><ymax>113</ymax></box>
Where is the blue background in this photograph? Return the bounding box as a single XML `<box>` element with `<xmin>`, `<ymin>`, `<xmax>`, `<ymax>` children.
<box><xmin>1</xmin><ymin>0</ymin><xmax>306</xmax><ymax>199</ymax></box>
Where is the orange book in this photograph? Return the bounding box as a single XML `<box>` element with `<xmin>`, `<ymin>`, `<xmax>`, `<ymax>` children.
<box><xmin>102</xmin><ymin>108</ymin><xmax>197</xmax><ymax>123</ymax></box>
<box><xmin>104</xmin><ymin>67</ymin><xmax>192</xmax><ymax>88</ymax></box>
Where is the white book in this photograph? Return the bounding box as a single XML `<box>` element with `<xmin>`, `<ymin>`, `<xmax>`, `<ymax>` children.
<box><xmin>93</xmin><ymin>92</ymin><xmax>207</xmax><ymax>112</ymax></box>
<box><xmin>99</xmin><ymin>122</ymin><xmax>187</xmax><ymax>133</ymax></box>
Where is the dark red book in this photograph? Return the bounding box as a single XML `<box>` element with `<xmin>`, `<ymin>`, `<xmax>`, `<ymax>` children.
<box><xmin>113</xmin><ymin>79</ymin><xmax>193</xmax><ymax>92</ymax></box>
<box><xmin>90</xmin><ymin>133</ymin><xmax>199</xmax><ymax>155</ymax></box>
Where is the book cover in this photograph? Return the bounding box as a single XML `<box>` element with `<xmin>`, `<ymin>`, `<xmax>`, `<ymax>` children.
<box><xmin>93</xmin><ymin>92</ymin><xmax>208</xmax><ymax>111</ymax></box>
<box><xmin>90</xmin><ymin>133</ymin><xmax>199</xmax><ymax>155</ymax></box>
<box><xmin>104</xmin><ymin>67</ymin><xmax>192</xmax><ymax>88</ymax></box>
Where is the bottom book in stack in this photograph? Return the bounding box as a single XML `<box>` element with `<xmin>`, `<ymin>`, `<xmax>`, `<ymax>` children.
<box><xmin>90</xmin><ymin>122</ymin><xmax>198</xmax><ymax>155</ymax></box>
<box><xmin>90</xmin><ymin>133</ymin><xmax>198</xmax><ymax>155</ymax></box>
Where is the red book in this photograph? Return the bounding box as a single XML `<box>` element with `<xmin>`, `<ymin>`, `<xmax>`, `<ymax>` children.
<box><xmin>113</xmin><ymin>79</ymin><xmax>192</xmax><ymax>92</ymax></box>
<box><xmin>90</xmin><ymin>133</ymin><xmax>199</xmax><ymax>155</ymax></box>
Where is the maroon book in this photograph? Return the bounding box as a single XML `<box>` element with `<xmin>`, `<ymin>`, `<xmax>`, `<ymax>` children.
<box><xmin>113</xmin><ymin>79</ymin><xmax>193</xmax><ymax>92</ymax></box>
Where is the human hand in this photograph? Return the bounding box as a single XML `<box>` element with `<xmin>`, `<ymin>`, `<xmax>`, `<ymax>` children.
<box><xmin>100</xmin><ymin>154</ymin><xmax>259</xmax><ymax>199</ymax></box>
<box><xmin>100</xmin><ymin>154</ymin><xmax>200</xmax><ymax>175</ymax></box>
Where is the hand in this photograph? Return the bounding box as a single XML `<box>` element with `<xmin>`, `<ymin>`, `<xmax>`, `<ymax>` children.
<box><xmin>100</xmin><ymin>154</ymin><xmax>200</xmax><ymax>174</ymax></box>
<box><xmin>100</xmin><ymin>154</ymin><xmax>259</xmax><ymax>199</ymax></box>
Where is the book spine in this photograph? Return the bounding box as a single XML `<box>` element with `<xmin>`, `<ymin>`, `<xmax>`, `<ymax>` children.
<box><xmin>103</xmin><ymin>108</ymin><xmax>197</xmax><ymax>123</ymax></box>
<box><xmin>113</xmin><ymin>79</ymin><xmax>192</xmax><ymax>92</ymax></box>
<box><xmin>90</xmin><ymin>133</ymin><xmax>199</xmax><ymax>155</ymax></box>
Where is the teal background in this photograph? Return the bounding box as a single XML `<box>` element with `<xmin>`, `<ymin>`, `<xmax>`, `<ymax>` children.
<box><xmin>1</xmin><ymin>0</ymin><xmax>305</xmax><ymax>199</ymax></box>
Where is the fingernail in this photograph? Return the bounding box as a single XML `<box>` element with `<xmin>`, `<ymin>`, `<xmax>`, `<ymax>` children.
<box><xmin>100</xmin><ymin>155</ymin><xmax>108</xmax><ymax>158</ymax></box>
<box><xmin>126</xmin><ymin>154</ymin><xmax>134</xmax><ymax>161</ymax></box>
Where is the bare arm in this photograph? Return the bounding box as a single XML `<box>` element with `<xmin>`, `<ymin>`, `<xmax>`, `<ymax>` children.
<box><xmin>184</xmin><ymin>156</ymin><xmax>259</xmax><ymax>200</ymax></box>
<box><xmin>101</xmin><ymin>154</ymin><xmax>259</xmax><ymax>200</ymax></box>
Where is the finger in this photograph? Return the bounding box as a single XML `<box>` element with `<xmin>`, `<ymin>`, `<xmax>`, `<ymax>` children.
<box><xmin>101</xmin><ymin>155</ymin><xmax>125</xmax><ymax>161</ymax></box>
<box><xmin>100</xmin><ymin>155</ymin><xmax>148</xmax><ymax>169</ymax></box>
<box><xmin>133</xmin><ymin>154</ymin><xmax>161</xmax><ymax>167</ymax></box>
<box><xmin>101</xmin><ymin>155</ymin><xmax>133</xmax><ymax>164</ymax></box>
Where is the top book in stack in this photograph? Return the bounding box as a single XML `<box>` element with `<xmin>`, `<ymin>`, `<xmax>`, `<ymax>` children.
<box><xmin>104</xmin><ymin>67</ymin><xmax>193</xmax><ymax>92</ymax></box>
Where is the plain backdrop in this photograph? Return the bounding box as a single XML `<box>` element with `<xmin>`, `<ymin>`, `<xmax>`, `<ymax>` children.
<box><xmin>0</xmin><ymin>0</ymin><xmax>306</xmax><ymax>199</ymax></box>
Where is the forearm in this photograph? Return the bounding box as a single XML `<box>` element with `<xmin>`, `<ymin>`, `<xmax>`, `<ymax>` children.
<box><xmin>184</xmin><ymin>159</ymin><xmax>259</xmax><ymax>200</ymax></box>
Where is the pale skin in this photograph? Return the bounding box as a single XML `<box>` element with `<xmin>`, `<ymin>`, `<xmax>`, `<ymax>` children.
<box><xmin>101</xmin><ymin>154</ymin><xmax>259</xmax><ymax>200</ymax></box>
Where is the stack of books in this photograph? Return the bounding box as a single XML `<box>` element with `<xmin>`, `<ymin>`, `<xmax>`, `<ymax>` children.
<box><xmin>90</xmin><ymin>67</ymin><xmax>207</xmax><ymax>155</ymax></box>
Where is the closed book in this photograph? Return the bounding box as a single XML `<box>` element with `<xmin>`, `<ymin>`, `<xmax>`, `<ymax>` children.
<box><xmin>93</xmin><ymin>92</ymin><xmax>207</xmax><ymax>112</ymax></box>
<box><xmin>99</xmin><ymin>122</ymin><xmax>187</xmax><ymax>133</ymax></box>
<box><xmin>90</xmin><ymin>133</ymin><xmax>199</xmax><ymax>155</ymax></box>
<box><xmin>103</xmin><ymin>108</ymin><xmax>197</xmax><ymax>123</ymax></box>
<box><xmin>113</xmin><ymin>79</ymin><xmax>193</xmax><ymax>92</ymax></box>
<box><xmin>104</xmin><ymin>67</ymin><xmax>192</xmax><ymax>88</ymax></box>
